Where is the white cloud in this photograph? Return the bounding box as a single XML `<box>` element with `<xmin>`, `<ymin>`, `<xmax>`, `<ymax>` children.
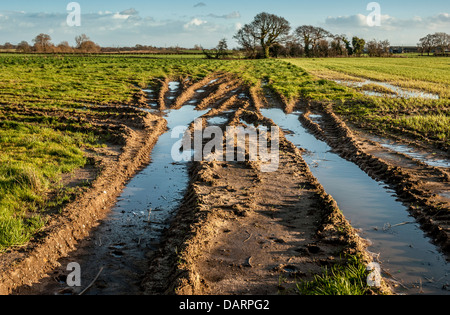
<box><xmin>325</xmin><ymin>14</ymin><xmax>369</xmax><ymax>27</ymax></box>
<box><xmin>183</xmin><ymin>18</ymin><xmax>207</xmax><ymax>29</ymax></box>
<box><xmin>112</xmin><ymin>13</ymin><xmax>129</xmax><ymax>20</ymax></box>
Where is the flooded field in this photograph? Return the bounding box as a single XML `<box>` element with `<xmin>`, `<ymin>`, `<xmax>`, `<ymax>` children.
<box><xmin>332</xmin><ymin>79</ymin><xmax>440</xmax><ymax>99</ymax></box>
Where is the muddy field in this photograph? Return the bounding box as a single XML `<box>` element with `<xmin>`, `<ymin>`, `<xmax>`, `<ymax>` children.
<box><xmin>2</xmin><ymin>73</ymin><xmax>449</xmax><ymax>295</ymax></box>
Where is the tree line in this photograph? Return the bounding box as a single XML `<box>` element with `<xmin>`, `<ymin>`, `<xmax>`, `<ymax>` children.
<box><xmin>233</xmin><ymin>12</ymin><xmax>449</xmax><ymax>58</ymax></box>
<box><xmin>1</xmin><ymin>33</ymin><xmax>101</xmax><ymax>53</ymax></box>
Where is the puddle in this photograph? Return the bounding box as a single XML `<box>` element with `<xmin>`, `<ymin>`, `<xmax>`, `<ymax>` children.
<box><xmin>207</xmin><ymin>116</ymin><xmax>229</xmax><ymax>126</ymax></box>
<box><xmin>238</xmin><ymin>93</ymin><xmax>249</xmax><ymax>99</ymax></box>
<box><xmin>142</xmin><ymin>88</ymin><xmax>159</xmax><ymax>108</ymax></box>
<box><xmin>308</xmin><ymin>114</ymin><xmax>323</xmax><ymax>124</ymax></box>
<box><xmin>261</xmin><ymin>108</ymin><xmax>450</xmax><ymax>295</ymax></box>
<box><xmin>167</xmin><ymin>81</ymin><xmax>181</xmax><ymax>100</ymax></box>
<box><xmin>111</xmin><ymin>105</ymin><xmax>208</xmax><ymax>238</ymax></box>
<box><xmin>333</xmin><ymin>79</ymin><xmax>440</xmax><ymax>100</ymax></box>
<box><xmin>367</xmin><ymin>135</ymin><xmax>450</xmax><ymax>169</ymax></box>
<box><xmin>168</xmin><ymin>81</ymin><xmax>180</xmax><ymax>91</ymax></box>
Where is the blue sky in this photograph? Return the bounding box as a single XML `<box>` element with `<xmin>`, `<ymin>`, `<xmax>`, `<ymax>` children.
<box><xmin>0</xmin><ymin>0</ymin><xmax>449</xmax><ymax>47</ymax></box>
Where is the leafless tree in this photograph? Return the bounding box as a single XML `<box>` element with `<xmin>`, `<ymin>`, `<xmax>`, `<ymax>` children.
<box><xmin>33</xmin><ymin>33</ymin><xmax>53</xmax><ymax>52</ymax></box>
<box><xmin>295</xmin><ymin>25</ymin><xmax>332</xmax><ymax>57</ymax></box>
<box><xmin>431</xmin><ymin>32</ymin><xmax>450</xmax><ymax>55</ymax></box>
<box><xmin>366</xmin><ymin>39</ymin><xmax>389</xmax><ymax>57</ymax></box>
<box><xmin>17</xmin><ymin>41</ymin><xmax>31</xmax><ymax>53</ymax></box>
<box><xmin>75</xmin><ymin>34</ymin><xmax>90</xmax><ymax>49</ymax></box>
<box><xmin>79</xmin><ymin>40</ymin><xmax>101</xmax><ymax>53</ymax></box>
<box><xmin>56</xmin><ymin>41</ymin><xmax>74</xmax><ymax>53</ymax></box>
<box><xmin>234</xmin><ymin>12</ymin><xmax>291</xmax><ymax>59</ymax></box>
<box><xmin>418</xmin><ymin>32</ymin><xmax>449</xmax><ymax>56</ymax></box>
<box><xmin>234</xmin><ymin>24</ymin><xmax>259</xmax><ymax>58</ymax></box>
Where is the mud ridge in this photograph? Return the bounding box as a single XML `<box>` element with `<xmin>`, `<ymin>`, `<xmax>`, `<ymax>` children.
<box><xmin>196</xmin><ymin>80</ymin><xmax>242</xmax><ymax>110</ymax></box>
<box><xmin>157</xmin><ymin>77</ymin><xmax>170</xmax><ymax>110</ymax></box>
<box><xmin>171</xmin><ymin>74</ymin><xmax>229</xmax><ymax>110</ymax></box>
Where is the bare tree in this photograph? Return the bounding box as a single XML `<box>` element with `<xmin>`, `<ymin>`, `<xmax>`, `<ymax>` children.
<box><xmin>33</xmin><ymin>33</ymin><xmax>53</xmax><ymax>52</ymax></box>
<box><xmin>234</xmin><ymin>12</ymin><xmax>291</xmax><ymax>59</ymax></box>
<box><xmin>75</xmin><ymin>34</ymin><xmax>90</xmax><ymax>49</ymax></box>
<box><xmin>79</xmin><ymin>40</ymin><xmax>101</xmax><ymax>53</ymax></box>
<box><xmin>418</xmin><ymin>32</ymin><xmax>450</xmax><ymax>56</ymax></box>
<box><xmin>283</xmin><ymin>35</ymin><xmax>304</xmax><ymax>57</ymax></box>
<box><xmin>431</xmin><ymin>32</ymin><xmax>450</xmax><ymax>55</ymax></box>
<box><xmin>418</xmin><ymin>35</ymin><xmax>433</xmax><ymax>56</ymax></box>
<box><xmin>295</xmin><ymin>25</ymin><xmax>315</xmax><ymax>57</ymax></box>
<box><xmin>56</xmin><ymin>41</ymin><xmax>73</xmax><ymax>53</ymax></box>
<box><xmin>17</xmin><ymin>41</ymin><xmax>31</xmax><ymax>53</ymax></box>
<box><xmin>379</xmin><ymin>40</ymin><xmax>391</xmax><ymax>56</ymax></box>
<box><xmin>234</xmin><ymin>24</ymin><xmax>259</xmax><ymax>58</ymax></box>
<box><xmin>315</xmin><ymin>39</ymin><xmax>330</xmax><ymax>57</ymax></box>
<box><xmin>295</xmin><ymin>25</ymin><xmax>332</xmax><ymax>57</ymax></box>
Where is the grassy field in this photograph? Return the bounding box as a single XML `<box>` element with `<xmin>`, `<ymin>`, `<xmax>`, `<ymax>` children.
<box><xmin>284</xmin><ymin>57</ymin><xmax>450</xmax><ymax>98</ymax></box>
<box><xmin>285</xmin><ymin>57</ymin><xmax>450</xmax><ymax>149</ymax></box>
<box><xmin>0</xmin><ymin>54</ymin><xmax>448</xmax><ymax>251</ymax></box>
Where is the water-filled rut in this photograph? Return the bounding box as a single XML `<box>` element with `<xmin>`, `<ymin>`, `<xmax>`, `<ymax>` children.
<box><xmin>261</xmin><ymin>108</ymin><xmax>450</xmax><ymax>295</ymax></box>
<box><xmin>15</xmin><ymin>102</ymin><xmax>208</xmax><ymax>295</ymax></box>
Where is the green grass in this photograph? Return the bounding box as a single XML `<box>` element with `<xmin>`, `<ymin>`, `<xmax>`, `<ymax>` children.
<box><xmin>394</xmin><ymin>114</ymin><xmax>450</xmax><ymax>141</ymax></box>
<box><xmin>283</xmin><ymin>57</ymin><xmax>450</xmax><ymax>149</ymax></box>
<box><xmin>0</xmin><ymin>121</ymin><xmax>92</xmax><ymax>250</ymax></box>
<box><xmin>296</xmin><ymin>255</ymin><xmax>375</xmax><ymax>295</ymax></box>
<box><xmin>284</xmin><ymin>57</ymin><xmax>450</xmax><ymax>98</ymax></box>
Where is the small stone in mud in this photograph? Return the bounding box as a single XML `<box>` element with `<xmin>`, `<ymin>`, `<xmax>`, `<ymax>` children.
<box><xmin>243</xmin><ymin>257</ymin><xmax>253</xmax><ymax>268</ymax></box>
